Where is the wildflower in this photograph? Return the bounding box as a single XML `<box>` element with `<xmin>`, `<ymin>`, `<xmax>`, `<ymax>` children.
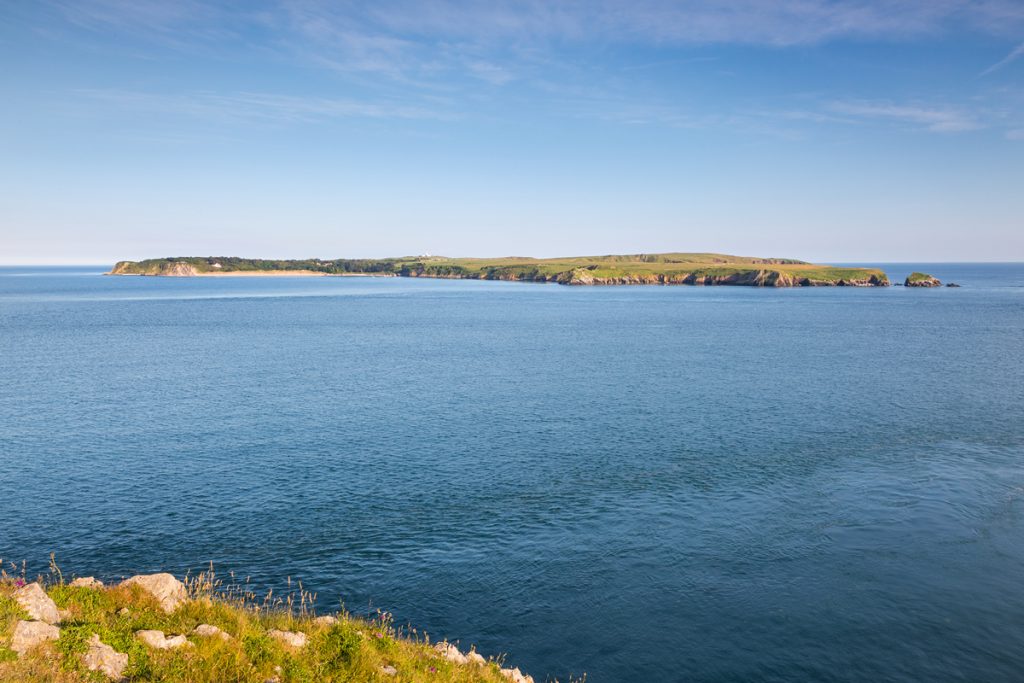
<box><xmin>374</xmin><ymin>631</ymin><xmax>384</xmax><ymax>639</ymax></box>
<box><xmin>14</xmin><ymin>579</ymin><xmax>25</xmax><ymax>588</ymax></box>
<box><xmin>429</xmin><ymin>666</ymin><xmax>437</xmax><ymax>673</ymax></box>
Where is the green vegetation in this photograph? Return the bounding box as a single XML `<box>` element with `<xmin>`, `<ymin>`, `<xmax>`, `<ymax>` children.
<box><xmin>903</xmin><ymin>271</ymin><xmax>942</xmax><ymax>287</ymax></box>
<box><xmin>109</xmin><ymin>253</ymin><xmax>890</xmax><ymax>287</ymax></box>
<box><xmin>1</xmin><ymin>568</ymin><xmax>544</xmax><ymax>683</ymax></box>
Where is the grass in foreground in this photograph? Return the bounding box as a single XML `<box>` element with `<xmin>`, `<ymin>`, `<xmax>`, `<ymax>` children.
<box><xmin>1</xmin><ymin>562</ymin><xmax>557</xmax><ymax>683</ymax></box>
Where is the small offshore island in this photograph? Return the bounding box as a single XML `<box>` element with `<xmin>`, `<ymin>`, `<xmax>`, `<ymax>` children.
<box><xmin>109</xmin><ymin>253</ymin><xmax>891</xmax><ymax>287</ymax></box>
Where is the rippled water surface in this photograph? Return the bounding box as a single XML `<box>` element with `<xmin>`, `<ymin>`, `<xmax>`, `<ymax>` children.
<box><xmin>2</xmin><ymin>264</ymin><xmax>1023</xmax><ymax>682</ymax></box>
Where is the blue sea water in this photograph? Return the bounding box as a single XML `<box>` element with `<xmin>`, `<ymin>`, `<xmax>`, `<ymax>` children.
<box><xmin>1</xmin><ymin>263</ymin><xmax>1023</xmax><ymax>682</ymax></box>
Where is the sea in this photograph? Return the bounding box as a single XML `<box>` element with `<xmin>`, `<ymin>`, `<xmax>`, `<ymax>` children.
<box><xmin>1</xmin><ymin>263</ymin><xmax>1023</xmax><ymax>682</ymax></box>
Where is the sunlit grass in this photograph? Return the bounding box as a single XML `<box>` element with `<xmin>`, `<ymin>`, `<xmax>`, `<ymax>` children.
<box><xmin>0</xmin><ymin>560</ymin><xmax>568</xmax><ymax>683</ymax></box>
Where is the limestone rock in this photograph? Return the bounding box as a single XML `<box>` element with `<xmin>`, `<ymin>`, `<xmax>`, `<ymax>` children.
<box><xmin>136</xmin><ymin>629</ymin><xmax>190</xmax><ymax>649</ymax></box>
<box><xmin>267</xmin><ymin>629</ymin><xmax>307</xmax><ymax>648</ymax></box>
<box><xmin>434</xmin><ymin>641</ymin><xmax>468</xmax><ymax>664</ymax></box>
<box><xmin>83</xmin><ymin>634</ymin><xmax>128</xmax><ymax>680</ymax></box>
<box><xmin>314</xmin><ymin>615</ymin><xmax>338</xmax><ymax>626</ymax></box>
<box><xmin>10</xmin><ymin>620</ymin><xmax>60</xmax><ymax>656</ymax></box>
<box><xmin>500</xmin><ymin>667</ymin><xmax>535</xmax><ymax>683</ymax></box>
<box><xmin>380</xmin><ymin>665</ymin><xmax>398</xmax><ymax>676</ymax></box>
<box><xmin>122</xmin><ymin>573</ymin><xmax>187</xmax><ymax>612</ymax></box>
<box><xmin>13</xmin><ymin>582</ymin><xmax>61</xmax><ymax>624</ymax></box>
<box><xmin>467</xmin><ymin>651</ymin><xmax>486</xmax><ymax>665</ymax></box>
<box><xmin>192</xmin><ymin>623</ymin><xmax>232</xmax><ymax>640</ymax></box>
<box><xmin>70</xmin><ymin>576</ymin><xmax>104</xmax><ymax>588</ymax></box>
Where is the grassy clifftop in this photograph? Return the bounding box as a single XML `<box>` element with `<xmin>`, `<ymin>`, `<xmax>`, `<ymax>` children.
<box><xmin>109</xmin><ymin>253</ymin><xmax>889</xmax><ymax>287</ymax></box>
<box><xmin>1</xmin><ymin>567</ymin><xmax>543</xmax><ymax>683</ymax></box>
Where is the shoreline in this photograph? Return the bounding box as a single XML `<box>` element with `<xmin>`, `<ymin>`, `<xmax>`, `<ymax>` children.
<box><xmin>107</xmin><ymin>270</ymin><xmax>398</xmax><ymax>278</ymax></box>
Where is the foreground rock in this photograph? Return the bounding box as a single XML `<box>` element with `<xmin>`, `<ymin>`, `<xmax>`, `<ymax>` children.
<box><xmin>905</xmin><ymin>272</ymin><xmax>941</xmax><ymax>287</ymax></box>
<box><xmin>435</xmin><ymin>641</ymin><xmax>469</xmax><ymax>664</ymax></box>
<box><xmin>10</xmin><ymin>620</ymin><xmax>60</xmax><ymax>656</ymax></box>
<box><xmin>14</xmin><ymin>582</ymin><xmax>61</xmax><ymax>624</ymax></box>
<box><xmin>121</xmin><ymin>573</ymin><xmax>187</xmax><ymax>612</ymax></box>
<box><xmin>136</xmin><ymin>629</ymin><xmax>190</xmax><ymax>649</ymax></box>
<box><xmin>313</xmin><ymin>615</ymin><xmax>338</xmax><ymax>626</ymax></box>
<box><xmin>70</xmin><ymin>576</ymin><xmax>104</xmax><ymax>588</ymax></box>
<box><xmin>500</xmin><ymin>666</ymin><xmax>535</xmax><ymax>683</ymax></box>
<box><xmin>192</xmin><ymin>623</ymin><xmax>232</xmax><ymax>640</ymax></box>
<box><xmin>83</xmin><ymin>634</ymin><xmax>128</xmax><ymax>680</ymax></box>
<box><xmin>267</xmin><ymin>629</ymin><xmax>307</xmax><ymax>648</ymax></box>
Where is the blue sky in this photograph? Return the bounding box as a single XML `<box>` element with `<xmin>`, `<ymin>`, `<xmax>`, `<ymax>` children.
<box><xmin>2</xmin><ymin>1</ymin><xmax>1023</xmax><ymax>264</ymax></box>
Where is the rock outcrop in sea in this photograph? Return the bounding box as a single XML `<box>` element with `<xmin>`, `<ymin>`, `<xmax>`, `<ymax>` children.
<box><xmin>905</xmin><ymin>272</ymin><xmax>942</xmax><ymax>287</ymax></box>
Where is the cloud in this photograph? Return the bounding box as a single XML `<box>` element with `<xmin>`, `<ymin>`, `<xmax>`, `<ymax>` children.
<box><xmin>827</xmin><ymin>100</ymin><xmax>980</xmax><ymax>132</ymax></box>
<box><xmin>44</xmin><ymin>1</ymin><xmax>1024</xmax><ymax>81</ymax></box>
<box><xmin>31</xmin><ymin>1</ymin><xmax>1024</xmax><ymax>140</ymax></box>
<box><xmin>981</xmin><ymin>41</ymin><xmax>1024</xmax><ymax>76</ymax></box>
<box><xmin>1008</xmin><ymin>128</ymin><xmax>1024</xmax><ymax>140</ymax></box>
<box><xmin>75</xmin><ymin>89</ymin><xmax>456</xmax><ymax>124</ymax></box>
<box><xmin>290</xmin><ymin>0</ymin><xmax>1024</xmax><ymax>47</ymax></box>
<box><xmin>466</xmin><ymin>61</ymin><xmax>516</xmax><ymax>85</ymax></box>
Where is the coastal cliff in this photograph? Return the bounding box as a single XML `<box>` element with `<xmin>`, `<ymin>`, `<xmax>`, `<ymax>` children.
<box><xmin>109</xmin><ymin>254</ymin><xmax>891</xmax><ymax>287</ymax></box>
<box><xmin>1</xmin><ymin>567</ymin><xmax>541</xmax><ymax>683</ymax></box>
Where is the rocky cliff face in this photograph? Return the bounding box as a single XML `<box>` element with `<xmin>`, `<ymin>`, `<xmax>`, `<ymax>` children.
<box><xmin>404</xmin><ymin>266</ymin><xmax>889</xmax><ymax>287</ymax></box>
<box><xmin>156</xmin><ymin>262</ymin><xmax>199</xmax><ymax>276</ymax></box>
<box><xmin>556</xmin><ymin>268</ymin><xmax>889</xmax><ymax>287</ymax></box>
<box><xmin>109</xmin><ymin>261</ymin><xmax>199</xmax><ymax>276</ymax></box>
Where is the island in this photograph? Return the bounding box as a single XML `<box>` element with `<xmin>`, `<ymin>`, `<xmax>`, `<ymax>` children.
<box><xmin>904</xmin><ymin>272</ymin><xmax>942</xmax><ymax>287</ymax></box>
<box><xmin>109</xmin><ymin>254</ymin><xmax>891</xmax><ymax>287</ymax></box>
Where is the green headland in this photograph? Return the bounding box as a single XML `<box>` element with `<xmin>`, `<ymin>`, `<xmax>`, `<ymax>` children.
<box><xmin>1</xmin><ymin>568</ymin><xmax>542</xmax><ymax>683</ymax></box>
<box><xmin>109</xmin><ymin>254</ymin><xmax>890</xmax><ymax>287</ymax></box>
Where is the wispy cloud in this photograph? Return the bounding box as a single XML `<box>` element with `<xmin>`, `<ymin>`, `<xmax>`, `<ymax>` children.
<box><xmin>827</xmin><ymin>100</ymin><xmax>980</xmax><ymax>132</ymax></box>
<box><xmin>44</xmin><ymin>1</ymin><xmax>1024</xmax><ymax>82</ymax></box>
<box><xmin>981</xmin><ymin>41</ymin><xmax>1024</xmax><ymax>76</ymax></box>
<box><xmin>290</xmin><ymin>0</ymin><xmax>1024</xmax><ymax>47</ymax></box>
<box><xmin>75</xmin><ymin>89</ymin><xmax>457</xmax><ymax>124</ymax></box>
<box><xmin>466</xmin><ymin>61</ymin><xmax>516</xmax><ymax>85</ymax></box>
<box><xmin>1007</xmin><ymin>128</ymin><xmax>1024</xmax><ymax>140</ymax></box>
<box><xmin>27</xmin><ymin>0</ymin><xmax>1024</xmax><ymax>140</ymax></box>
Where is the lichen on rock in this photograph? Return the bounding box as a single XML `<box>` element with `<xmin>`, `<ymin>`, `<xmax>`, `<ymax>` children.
<box><xmin>10</xmin><ymin>620</ymin><xmax>60</xmax><ymax>656</ymax></box>
<box><xmin>13</xmin><ymin>583</ymin><xmax>61</xmax><ymax>624</ymax></box>
<box><xmin>121</xmin><ymin>573</ymin><xmax>187</xmax><ymax>612</ymax></box>
<box><xmin>83</xmin><ymin>633</ymin><xmax>128</xmax><ymax>680</ymax></box>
